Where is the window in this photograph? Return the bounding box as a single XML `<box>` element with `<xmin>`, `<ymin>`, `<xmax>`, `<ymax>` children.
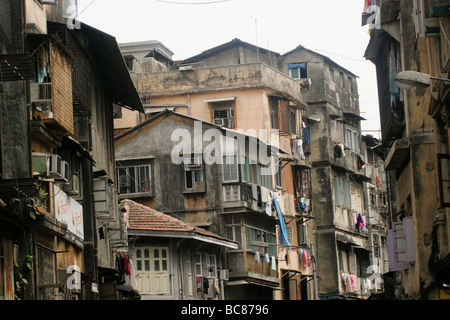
<box><xmin>340</xmin><ymin>72</ymin><xmax>345</xmax><ymax>88</ymax></box>
<box><xmin>297</xmin><ymin>221</ymin><xmax>307</xmax><ymax>246</ymax></box>
<box><xmin>240</xmin><ymin>156</ymin><xmax>251</xmax><ymax>183</ymax></box>
<box><xmin>290</xmin><ymin>112</ymin><xmax>297</xmax><ymax>135</ymax></box>
<box><xmin>330</xmin><ymin>120</ymin><xmax>344</xmax><ymax>144</ymax></box>
<box><xmin>286</xmin><ymin>226</ymin><xmax>294</xmax><ymax>245</ymax></box>
<box><xmin>275</xmin><ymin>160</ymin><xmax>282</xmax><ymax>188</ymax></box>
<box><xmin>196</xmin><ymin>252</ymin><xmax>217</xmax><ymax>297</ymax></box>
<box><xmin>117</xmin><ymin>165</ymin><xmax>152</xmax><ymax>196</ymax></box>
<box><xmin>222</xmin><ymin>155</ymin><xmax>239</xmax><ymax>182</ymax></box>
<box><xmin>184</xmin><ymin>154</ymin><xmax>205</xmax><ymax>192</ymax></box>
<box><xmin>212</xmin><ymin>102</ymin><xmax>234</xmax><ymax>129</ymax></box>
<box><xmin>373</xmin><ymin>234</ymin><xmax>380</xmax><ymax>258</ymax></box>
<box><xmin>348</xmin><ymin>76</ymin><xmax>353</xmax><ymax>93</ymax></box>
<box><xmin>270</xmin><ymin>97</ymin><xmax>280</xmax><ymax>130</ymax></box>
<box><xmin>438</xmin><ymin>154</ymin><xmax>450</xmax><ymax>207</ymax></box>
<box><xmin>346</xmin><ymin>128</ymin><xmax>359</xmax><ymax>153</ymax></box>
<box><xmin>329</xmin><ymin>67</ymin><xmax>335</xmax><ymax>83</ymax></box>
<box><xmin>334</xmin><ymin>176</ymin><xmax>351</xmax><ymax>208</ymax></box>
<box><xmin>244</xmin><ymin>214</ymin><xmax>277</xmax><ymax>256</ymax></box>
<box><xmin>257</xmin><ymin>164</ymin><xmax>273</xmax><ymax>190</ymax></box>
<box><xmin>225</xmin><ymin>214</ymin><xmax>242</xmax><ymax>250</ymax></box>
<box><xmin>370</xmin><ymin>187</ymin><xmax>377</xmax><ymax>206</ymax></box>
<box><xmin>288</xmin><ymin>62</ymin><xmax>308</xmax><ymax>80</ymax></box>
<box><xmin>37</xmin><ymin>245</ymin><xmax>56</xmax><ymax>300</ymax></box>
<box><xmin>185</xmin><ymin>170</ymin><xmax>204</xmax><ymax>189</ymax></box>
<box><xmin>293</xmin><ymin>167</ymin><xmax>311</xmax><ymax>199</ymax></box>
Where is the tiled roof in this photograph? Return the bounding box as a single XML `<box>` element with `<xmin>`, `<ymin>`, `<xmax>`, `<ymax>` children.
<box><xmin>114</xmin><ymin>127</ymin><xmax>131</xmax><ymax>137</ymax></box>
<box><xmin>121</xmin><ymin>199</ymin><xmax>237</xmax><ymax>246</ymax></box>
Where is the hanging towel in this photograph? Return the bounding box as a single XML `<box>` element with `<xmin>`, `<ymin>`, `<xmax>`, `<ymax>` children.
<box><xmin>302</xmin><ymin>250</ymin><xmax>311</xmax><ymax>267</ymax></box>
<box><xmin>260</xmin><ymin>186</ymin><xmax>269</xmax><ymax>203</ymax></box>
<box><xmin>293</xmin><ymin>139</ymin><xmax>306</xmax><ymax>160</ymax></box>
<box><xmin>339</xmin><ymin>143</ymin><xmax>346</xmax><ymax>157</ymax></box>
<box><xmin>273</xmin><ymin>198</ymin><xmax>291</xmax><ymax>246</ymax></box>
<box><xmin>271</xmin><ymin>256</ymin><xmax>277</xmax><ymax>270</ymax></box>
<box><xmin>124</xmin><ymin>253</ymin><xmax>131</xmax><ymax>276</ymax></box>
<box><xmin>357</xmin><ymin>154</ymin><xmax>366</xmax><ymax>170</ymax></box>
<box><xmin>341</xmin><ymin>271</ymin><xmax>348</xmax><ymax>286</ymax></box>
<box><xmin>266</xmin><ymin>192</ymin><xmax>273</xmax><ymax>216</ymax></box>
<box><xmin>356</xmin><ymin>214</ymin><xmax>364</xmax><ymax>234</ymax></box>
<box><xmin>255</xmin><ymin>251</ymin><xmax>261</xmax><ymax>264</ymax></box>
<box><xmin>129</xmin><ymin>259</ymin><xmax>137</xmax><ymax>289</ymax></box>
<box><xmin>350</xmin><ymin>274</ymin><xmax>355</xmax><ymax>288</ymax></box>
<box><xmin>302</xmin><ymin>122</ymin><xmax>310</xmax><ymax>145</ymax></box>
<box><xmin>264</xmin><ymin>253</ymin><xmax>270</xmax><ymax>263</ymax></box>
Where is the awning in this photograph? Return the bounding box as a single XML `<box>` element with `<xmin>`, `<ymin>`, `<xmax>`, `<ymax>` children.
<box><xmin>76</xmin><ymin>22</ymin><xmax>144</xmax><ymax>113</ymax></box>
<box><xmin>204</xmin><ymin>97</ymin><xmax>236</xmax><ymax>103</ymax></box>
<box><xmin>344</xmin><ymin>112</ymin><xmax>367</xmax><ymax>121</ymax></box>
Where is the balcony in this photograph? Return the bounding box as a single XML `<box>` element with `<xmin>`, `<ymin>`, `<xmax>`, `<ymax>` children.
<box><xmin>31</xmin><ymin>81</ymin><xmax>73</xmax><ymax>138</ymax></box>
<box><xmin>227</xmin><ymin>250</ymin><xmax>279</xmax><ymax>288</ymax></box>
<box><xmin>384</xmin><ymin>138</ymin><xmax>410</xmax><ymax>171</ymax></box>
<box><xmin>140</xmin><ymin>62</ymin><xmax>305</xmax><ymax>107</ymax></box>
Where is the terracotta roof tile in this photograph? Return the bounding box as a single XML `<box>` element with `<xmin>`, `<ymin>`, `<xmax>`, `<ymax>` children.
<box><xmin>121</xmin><ymin>199</ymin><xmax>237</xmax><ymax>245</ymax></box>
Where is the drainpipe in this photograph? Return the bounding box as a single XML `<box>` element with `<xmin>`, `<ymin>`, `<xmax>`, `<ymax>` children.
<box><xmin>310</xmin><ymin>243</ymin><xmax>319</xmax><ymax>300</ymax></box>
<box><xmin>187</xmin><ymin>94</ymin><xmax>191</xmax><ymax>116</ymax></box>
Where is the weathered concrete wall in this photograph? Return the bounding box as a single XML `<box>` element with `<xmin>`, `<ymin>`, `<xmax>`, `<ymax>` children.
<box><xmin>116</xmin><ymin>115</ymin><xmax>224</xmax><ymax>234</ymax></box>
<box><xmin>143</xmin><ymin>63</ymin><xmax>304</xmax><ymax>106</ymax></box>
<box><xmin>1</xmin><ymin>81</ymin><xmax>30</xmax><ymax>179</ymax></box>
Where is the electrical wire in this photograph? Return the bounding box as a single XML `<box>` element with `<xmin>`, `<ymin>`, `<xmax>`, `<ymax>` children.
<box><xmin>143</xmin><ymin>0</ymin><xmax>234</xmax><ymax>4</ymax></box>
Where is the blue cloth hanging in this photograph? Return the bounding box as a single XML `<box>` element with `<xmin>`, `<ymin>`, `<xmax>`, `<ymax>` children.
<box><xmin>273</xmin><ymin>198</ymin><xmax>291</xmax><ymax>247</ymax></box>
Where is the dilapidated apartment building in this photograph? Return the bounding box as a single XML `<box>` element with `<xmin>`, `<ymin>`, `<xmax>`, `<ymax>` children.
<box><xmin>114</xmin><ymin>39</ymin><xmax>317</xmax><ymax>300</ymax></box>
<box><xmin>278</xmin><ymin>45</ymin><xmax>382</xmax><ymax>300</ymax></box>
<box><xmin>363</xmin><ymin>0</ymin><xmax>450</xmax><ymax>300</ymax></box>
<box><xmin>0</xmin><ymin>0</ymin><xmax>142</xmax><ymax>300</ymax></box>
<box><xmin>114</xmin><ymin>37</ymin><xmax>390</xmax><ymax>300</ymax></box>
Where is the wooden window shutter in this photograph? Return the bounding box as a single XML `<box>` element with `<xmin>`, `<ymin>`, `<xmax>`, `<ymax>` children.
<box><xmin>403</xmin><ymin>217</ymin><xmax>416</xmax><ymax>263</ymax></box>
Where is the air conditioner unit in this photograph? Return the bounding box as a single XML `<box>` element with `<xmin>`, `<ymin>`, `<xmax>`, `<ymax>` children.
<box><xmin>214</xmin><ymin>118</ymin><xmax>225</xmax><ymax>126</ymax></box>
<box><xmin>119</xmin><ymin>175</ymin><xmax>131</xmax><ymax>189</ymax></box>
<box><xmin>63</xmin><ymin>174</ymin><xmax>80</xmax><ymax>197</ymax></box>
<box><xmin>32</xmin><ymin>152</ymin><xmax>49</xmax><ymax>176</ymax></box>
<box><xmin>62</xmin><ymin>161</ymin><xmax>70</xmax><ymax>182</ymax></box>
<box><xmin>49</xmin><ymin>154</ymin><xmax>67</xmax><ymax>181</ymax></box>
<box><xmin>218</xmin><ymin>269</ymin><xmax>229</xmax><ymax>281</ymax></box>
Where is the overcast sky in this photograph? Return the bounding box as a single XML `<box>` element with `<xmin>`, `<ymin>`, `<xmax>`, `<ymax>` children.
<box><xmin>76</xmin><ymin>0</ymin><xmax>381</xmax><ymax>139</ymax></box>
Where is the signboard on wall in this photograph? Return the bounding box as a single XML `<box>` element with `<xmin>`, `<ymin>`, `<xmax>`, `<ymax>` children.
<box><xmin>54</xmin><ymin>185</ymin><xmax>84</xmax><ymax>245</ymax></box>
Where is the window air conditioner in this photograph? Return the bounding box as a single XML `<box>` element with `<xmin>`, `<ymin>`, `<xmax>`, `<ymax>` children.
<box><xmin>119</xmin><ymin>175</ymin><xmax>131</xmax><ymax>188</ymax></box>
<box><xmin>63</xmin><ymin>174</ymin><xmax>80</xmax><ymax>196</ymax></box>
<box><xmin>32</xmin><ymin>153</ymin><xmax>49</xmax><ymax>176</ymax></box>
<box><xmin>49</xmin><ymin>154</ymin><xmax>67</xmax><ymax>181</ymax></box>
<box><xmin>218</xmin><ymin>269</ymin><xmax>229</xmax><ymax>281</ymax></box>
<box><xmin>62</xmin><ymin>161</ymin><xmax>70</xmax><ymax>182</ymax></box>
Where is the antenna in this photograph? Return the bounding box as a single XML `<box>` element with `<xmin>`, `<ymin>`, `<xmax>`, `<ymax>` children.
<box><xmin>255</xmin><ymin>19</ymin><xmax>260</xmax><ymax>62</ymax></box>
<box><xmin>267</xmin><ymin>39</ymin><xmax>273</xmax><ymax>67</ymax></box>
